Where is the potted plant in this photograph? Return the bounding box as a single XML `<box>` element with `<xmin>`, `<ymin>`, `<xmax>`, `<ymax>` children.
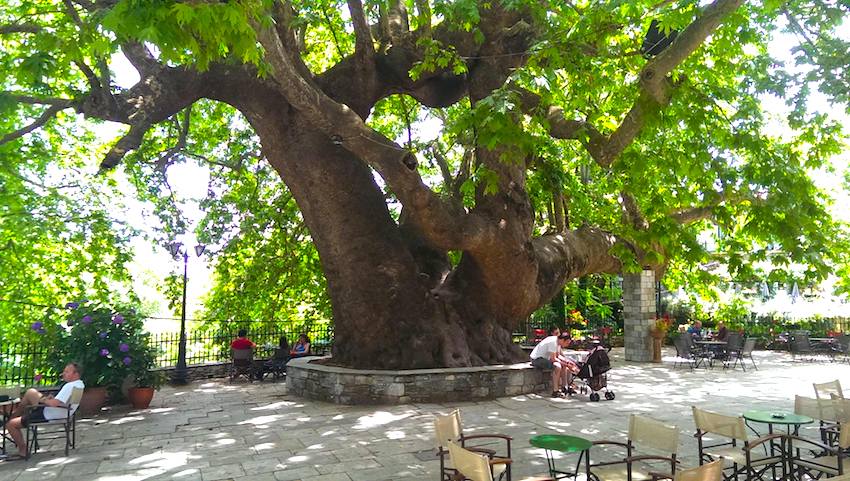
<box><xmin>56</xmin><ymin>302</ymin><xmax>148</xmax><ymax>414</ymax></box>
<box><xmin>126</xmin><ymin>338</ymin><xmax>165</xmax><ymax>409</ymax></box>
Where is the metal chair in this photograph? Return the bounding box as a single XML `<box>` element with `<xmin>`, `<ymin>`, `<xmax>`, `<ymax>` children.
<box><xmin>435</xmin><ymin>409</ymin><xmax>512</xmax><ymax>481</ymax></box>
<box><xmin>786</xmin><ymin>422</ymin><xmax>849</xmax><ymax>479</ymax></box>
<box><xmin>692</xmin><ymin>407</ymin><xmax>786</xmax><ymax>481</ymax></box>
<box><xmin>589</xmin><ymin>414</ymin><xmax>678</xmax><ymax>481</ymax></box>
<box><xmin>838</xmin><ymin>334</ymin><xmax>850</xmax><ymax>363</ymax></box>
<box><xmin>683</xmin><ymin>335</ymin><xmax>714</xmax><ymax>369</ymax></box>
<box><xmin>724</xmin><ymin>338</ymin><xmax>757</xmax><ymax>371</ymax></box>
<box><xmin>230</xmin><ymin>348</ymin><xmax>255</xmax><ymax>382</ymax></box>
<box><xmin>673</xmin><ymin>336</ymin><xmax>696</xmax><ymax>370</ymax></box>
<box><xmin>25</xmin><ymin>386</ymin><xmax>84</xmax><ymax>458</ymax></box>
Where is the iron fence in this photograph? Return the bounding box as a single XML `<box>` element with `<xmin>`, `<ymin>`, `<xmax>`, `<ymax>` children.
<box><xmin>0</xmin><ymin>322</ymin><xmax>334</xmax><ymax>387</ymax></box>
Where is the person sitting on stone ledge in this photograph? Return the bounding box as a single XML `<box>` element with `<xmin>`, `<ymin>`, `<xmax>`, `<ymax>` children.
<box><xmin>529</xmin><ymin>333</ymin><xmax>577</xmax><ymax>398</ymax></box>
<box><xmin>290</xmin><ymin>333</ymin><xmax>310</xmax><ymax>358</ymax></box>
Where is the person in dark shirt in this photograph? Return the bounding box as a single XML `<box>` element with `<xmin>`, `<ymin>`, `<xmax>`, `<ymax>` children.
<box><xmin>715</xmin><ymin>322</ymin><xmax>729</xmax><ymax>342</ymax></box>
<box><xmin>230</xmin><ymin>329</ymin><xmax>256</xmax><ymax>350</ymax></box>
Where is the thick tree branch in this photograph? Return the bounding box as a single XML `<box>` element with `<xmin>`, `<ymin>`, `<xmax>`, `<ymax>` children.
<box><xmin>100</xmin><ymin>122</ymin><xmax>152</xmax><ymax>171</ymax></box>
<box><xmin>3</xmin><ymin>93</ymin><xmax>75</xmax><ymax>106</ymax></box>
<box><xmin>0</xmin><ymin>105</ymin><xmax>67</xmax><ymax>146</ymax></box>
<box><xmin>621</xmin><ymin>192</ymin><xmax>649</xmax><ymax>230</ymax></box>
<box><xmin>255</xmin><ymin>18</ymin><xmax>474</xmax><ymax>249</ymax></box>
<box><xmin>121</xmin><ymin>42</ymin><xmax>161</xmax><ymax>78</ymax></box>
<box><xmin>0</xmin><ymin>24</ymin><xmax>41</xmax><ymax>35</ymax></box>
<box><xmin>346</xmin><ymin>0</ymin><xmax>375</xmax><ymax>60</ymax></box>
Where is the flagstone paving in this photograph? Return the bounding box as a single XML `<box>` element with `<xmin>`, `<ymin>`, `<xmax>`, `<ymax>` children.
<box><xmin>0</xmin><ymin>349</ymin><xmax>847</xmax><ymax>481</ymax></box>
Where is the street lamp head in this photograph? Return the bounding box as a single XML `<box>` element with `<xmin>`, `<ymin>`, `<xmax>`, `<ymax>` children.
<box><xmin>168</xmin><ymin>241</ymin><xmax>183</xmax><ymax>258</ymax></box>
<box><xmin>194</xmin><ymin>244</ymin><xmax>206</xmax><ymax>257</ymax></box>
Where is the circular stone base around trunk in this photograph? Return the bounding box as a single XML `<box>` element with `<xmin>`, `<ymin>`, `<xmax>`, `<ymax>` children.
<box><xmin>286</xmin><ymin>356</ymin><xmax>552</xmax><ymax>405</ymax></box>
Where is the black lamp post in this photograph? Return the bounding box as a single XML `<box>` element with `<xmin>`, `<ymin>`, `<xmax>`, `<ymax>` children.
<box><xmin>168</xmin><ymin>241</ymin><xmax>206</xmax><ymax>384</ymax></box>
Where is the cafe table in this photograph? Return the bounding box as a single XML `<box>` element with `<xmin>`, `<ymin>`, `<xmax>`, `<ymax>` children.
<box><xmin>0</xmin><ymin>396</ymin><xmax>21</xmax><ymax>456</ymax></box>
<box><xmin>529</xmin><ymin>434</ymin><xmax>592</xmax><ymax>480</ymax></box>
<box><xmin>743</xmin><ymin>410</ymin><xmax>813</xmax><ymax>436</ymax></box>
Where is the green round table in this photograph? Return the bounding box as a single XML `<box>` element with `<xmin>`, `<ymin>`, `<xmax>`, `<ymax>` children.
<box><xmin>743</xmin><ymin>410</ymin><xmax>813</xmax><ymax>435</ymax></box>
<box><xmin>529</xmin><ymin>434</ymin><xmax>592</xmax><ymax>480</ymax></box>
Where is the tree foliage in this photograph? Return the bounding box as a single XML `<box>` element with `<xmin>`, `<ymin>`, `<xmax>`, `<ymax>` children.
<box><xmin>1</xmin><ymin>0</ymin><xmax>849</xmax><ymax>367</ymax></box>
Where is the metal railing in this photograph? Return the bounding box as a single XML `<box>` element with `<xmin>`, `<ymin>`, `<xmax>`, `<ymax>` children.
<box><xmin>0</xmin><ymin>323</ymin><xmax>334</xmax><ymax>387</ymax></box>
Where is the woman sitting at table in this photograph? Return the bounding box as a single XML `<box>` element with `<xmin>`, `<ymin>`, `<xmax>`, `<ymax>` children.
<box><xmin>259</xmin><ymin>336</ymin><xmax>291</xmax><ymax>378</ymax></box>
<box><xmin>290</xmin><ymin>333</ymin><xmax>310</xmax><ymax>358</ymax></box>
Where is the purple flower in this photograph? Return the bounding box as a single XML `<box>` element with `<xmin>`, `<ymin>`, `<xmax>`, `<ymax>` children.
<box><xmin>99</xmin><ymin>348</ymin><xmax>110</xmax><ymax>357</ymax></box>
<box><xmin>81</xmin><ymin>315</ymin><xmax>92</xmax><ymax>324</ymax></box>
<box><xmin>31</xmin><ymin>322</ymin><xmax>45</xmax><ymax>334</ymax></box>
<box><xmin>112</xmin><ymin>314</ymin><xmax>125</xmax><ymax>325</ymax></box>
<box><xmin>65</xmin><ymin>302</ymin><xmax>80</xmax><ymax>310</ymax></box>
<box><xmin>122</xmin><ymin>356</ymin><xmax>132</xmax><ymax>366</ymax></box>
<box><xmin>99</xmin><ymin>331</ymin><xmax>108</xmax><ymax>339</ymax></box>
<box><xmin>119</xmin><ymin>343</ymin><xmax>130</xmax><ymax>352</ymax></box>
<box><xmin>34</xmin><ymin>374</ymin><xmax>43</xmax><ymax>383</ymax></box>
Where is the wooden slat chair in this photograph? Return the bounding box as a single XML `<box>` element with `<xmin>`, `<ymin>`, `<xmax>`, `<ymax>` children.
<box><xmin>445</xmin><ymin>441</ymin><xmax>553</xmax><ymax>481</ymax></box>
<box><xmin>692</xmin><ymin>407</ymin><xmax>786</xmax><ymax>481</ymax></box>
<box><xmin>230</xmin><ymin>348</ymin><xmax>255</xmax><ymax>382</ymax></box>
<box><xmin>435</xmin><ymin>409</ymin><xmax>513</xmax><ymax>481</ymax></box>
<box><xmin>589</xmin><ymin>414</ymin><xmax>679</xmax><ymax>481</ymax></box>
<box><xmin>786</xmin><ymin>422</ymin><xmax>850</xmax><ymax>478</ymax></box>
<box><xmin>25</xmin><ymin>386</ymin><xmax>84</xmax><ymax>458</ymax></box>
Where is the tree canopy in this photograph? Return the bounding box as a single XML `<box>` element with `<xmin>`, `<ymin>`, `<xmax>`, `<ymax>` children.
<box><xmin>1</xmin><ymin>0</ymin><xmax>848</xmax><ymax>368</ymax></box>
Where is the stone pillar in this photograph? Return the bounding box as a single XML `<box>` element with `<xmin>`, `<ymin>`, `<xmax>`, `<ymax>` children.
<box><xmin>623</xmin><ymin>270</ymin><xmax>656</xmax><ymax>362</ymax></box>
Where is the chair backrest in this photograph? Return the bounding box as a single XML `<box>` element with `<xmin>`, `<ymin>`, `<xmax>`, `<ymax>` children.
<box><xmin>434</xmin><ymin>409</ymin><xmax>462</xmax><ymax>449</ymax></box>
<box><xmin>0</xmin><ymin>386</ymin><xmax>21</xmax><ymax>399</ymax></box>
<box><xmin>726</xmin><ymin>332</ymin><xmax>743</xmax><ymax>351</ymax></box>
<box><xmin>814</xmin><ymin>380</ymin><xmax>844</xmax><ymax>400</ymax></box>
<box><xmin>792</xmin><ymin>333</ymin><xmax>811</xmax><ymax>352</ymax></box>
<box><xmin>674</xmin><ymin>336</ymin><xmax>691</xmax><ymax>359</ymax></box>
<box><xmin>629</xmin><ymin>414</ymin><xmax>678</xmax><ymax>455</ymax></box>
<box><xmin>675</xmin><ymin>459</ymin><xmax>723</xmax><ymax>481</ymax></box>
<box><xmin>741</xmin><ymin>338</ymin><xmax>756</xmax><ymax>355</ymax></box>
<box><xmin>795</xmin><ymin>395</ymin><xmax>840</xmax><ymax>422</ymax></box>
<box><xmin>446</xmin><ymin>441</ymin><xmax>493</xmax><ymax>481</ymax></box>
<box><xmin>68</xmin><ymin>387</ymin><xmax>84</xmax><ymax>416</ymax></box>
<box><xmin>839</xmin><ymin>423</ymin><xmax>850</xmax><ymax>450</ymax></box>
<box><xmin>232</xmin><ymin>348</ymin><xmax>253</xmax><ymax>367</ymax></box>
<box><xmin>692</xmin><ymin>406</ymin><xmax>747</xmax><ymax>441</ymax></box>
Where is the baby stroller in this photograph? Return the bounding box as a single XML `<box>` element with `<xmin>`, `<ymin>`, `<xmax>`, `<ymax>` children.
<box><xmin>575</xmin><ymin>345</ymin><xmax>614</xmax><ymax>402</ymax></box>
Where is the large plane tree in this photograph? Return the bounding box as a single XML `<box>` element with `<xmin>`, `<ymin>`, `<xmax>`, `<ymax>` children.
<box><xmin>2</xmin><ymin>0</ymin><xmax>848</xmax><ymax>368</ymax></box>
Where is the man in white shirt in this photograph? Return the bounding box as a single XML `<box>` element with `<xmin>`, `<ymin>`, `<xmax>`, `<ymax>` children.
<box><xmin>530</xmin><ymin>333</ymin><xmax>578</xmax><ymax>398</ymax></box>
<box><xmin>5</xmin><ymin>362</ymin><xmax>85</xmax><ymax>458</ymax></box>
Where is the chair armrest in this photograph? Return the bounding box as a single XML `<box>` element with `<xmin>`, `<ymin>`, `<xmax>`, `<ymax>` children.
<box><xmin>647</xmin><ymin>471</ymin><xmax>675</xmax><ymax>481</ymax></box>
<box><xmin>467</xmin><ymin>446</ymin><xmax>497</xmax><ymax>457</ymax></box>
<box><xmin>591</xmin><ymin>440</ymin><xmax>629</xmax><ymax>448</ymax></box>
<box><xmin>489</xmin><ymin>457</ymin><xmax>512</xmax><ymax>466</ymax></box>
<box><xmin>624</xmin><ymin>455</ymin><xmax>678</xmax><ymax>464</ymax></box>
<box><xmin>462</xmin><ymin>433</ymin><xmax>513</xmax><ymax>442</ymax></box>
<box><xmin>747</xmin><ymin>433</ymin><xmax>785</xmax><ymax>450</ymax></box>
<box><xmin>783</xmin><ymin>435</ymin><xmax>840</xmax><ymax>455</ymax></box>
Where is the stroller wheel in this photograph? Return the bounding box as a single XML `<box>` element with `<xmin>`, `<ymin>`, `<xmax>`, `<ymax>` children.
<box><xmin>605</xmin><ymin>391</ymin><xmax>615</xmax><ymax>401</ymax></box>
<box><xmin>590</xmin><ymin>392</ymin><xmax>600</xmax><ymax>402</ymax></box>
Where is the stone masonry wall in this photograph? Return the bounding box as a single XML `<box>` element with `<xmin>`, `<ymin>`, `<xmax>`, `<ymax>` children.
<box><xmin>286</xmin><ymin>357</ymin><xmax>552</xmax><ymax>405</ymax></box>
<box><xmin>623</xmin><ymin>269</ymin><xmax>655</xmax><ymax>362</ymax></box>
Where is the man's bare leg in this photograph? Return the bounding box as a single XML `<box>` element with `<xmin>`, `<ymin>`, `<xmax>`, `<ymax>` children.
<box><xmin>11</xmin><ymin>389</ymin><xmax>41</xmax><ymax>417</ymax></box>
<box><xmin>551</xmin><ymin>365</ymin><xmax>562</xmax><ymax>393</ymax></box>
<box><xmin>5</xmin><ymin>416</ymin><xmax>27</xmax><ymax>456</ymax></box>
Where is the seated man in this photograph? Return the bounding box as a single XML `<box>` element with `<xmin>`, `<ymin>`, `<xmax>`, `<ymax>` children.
<box><xmin>5</xmin><ymin>362</ymin><xmax>85</xmax><ymax>458</ymax></box>
<box><xmin>715</xmin><ymin>322</ymin><xmax>729</xmax><ymax>342</ymax></box>
<box><xmin>231</xmin><ymin>329</ymin><xmax>256</xmax><ymax>350</ymax></box>
<box><xmin>530</xmin><ymin>333</ymin><xmax>578</xmax><ymax>398</ymax></box>
<box><xmin>687</xmin><ymin>320</ymin><xmax>703</xmax><ymax>340</ymax></box>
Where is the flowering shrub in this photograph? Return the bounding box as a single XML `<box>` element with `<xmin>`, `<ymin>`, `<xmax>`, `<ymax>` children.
<box><xmin>653</xmin><ymin>315</ymin><xmax>672</xmax><ymax>333</ymax></box>
<box><xmin>54</xmin><ymin>302</ymin><xmax>160</xmax><ymax>393</ymax></box>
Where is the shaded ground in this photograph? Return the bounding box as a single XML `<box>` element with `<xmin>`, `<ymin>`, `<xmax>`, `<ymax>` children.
<box><xmin>0</xmin><ymin>348</ymin><xmax>846</xmax><ymax>481</ymax></box>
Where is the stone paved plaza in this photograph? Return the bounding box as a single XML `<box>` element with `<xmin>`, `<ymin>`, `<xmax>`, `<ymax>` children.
<box><xmin>1</xmin><ymin>348</ymin><xmax>848</xmax><ymax>481</ymax></box>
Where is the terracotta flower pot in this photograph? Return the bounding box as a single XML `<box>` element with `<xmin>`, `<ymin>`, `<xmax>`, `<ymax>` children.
<box><xmin>127</xmin><ymin>387</ymin><xmax>155</xmax><ymax>409</ymax></box>
<box><xmin>78</xmin><ymin>386</ymin><xmax>108</xmax><ymax>415</ymax></box>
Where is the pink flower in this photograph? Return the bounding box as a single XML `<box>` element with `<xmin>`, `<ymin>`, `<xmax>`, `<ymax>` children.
<box><xmin>34</xmin><ymin>374</ymin><xmax>43</xmax><ymax>383</ymax></box>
